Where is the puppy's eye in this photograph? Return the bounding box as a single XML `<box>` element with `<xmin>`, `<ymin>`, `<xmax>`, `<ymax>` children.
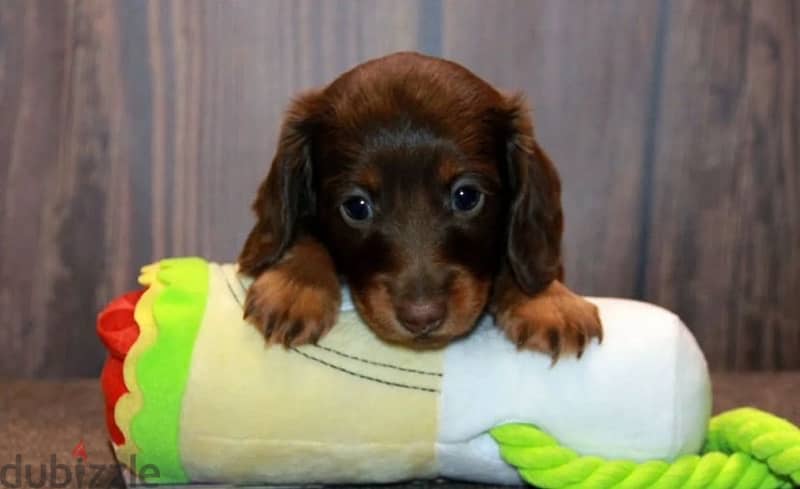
<box><xmin>451</xmin><ymin>184</ymin><xmax>484</xmax><ymax>215</ymax></box>
<box><xmin>340</xmin><ymin>195</ymin><xmax>373</xmax><ymax>225</ymax></box>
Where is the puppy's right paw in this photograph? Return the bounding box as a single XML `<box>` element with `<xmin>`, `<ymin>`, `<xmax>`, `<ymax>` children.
<box><xmin>495</xmin><ymin>280</ymin><xmax>602</xmax><ymax>362</ymax></box>
<box><xmin>244</xmin><ymin>267</ymin><xmax>341</xmax><ymax>347</ymax></box>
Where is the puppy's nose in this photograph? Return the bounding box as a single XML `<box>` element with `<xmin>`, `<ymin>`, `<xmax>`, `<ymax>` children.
<box><xmin>396</xmin><ymin>299</ymin><xmax>446</xmax><ymax>335</ymax></box>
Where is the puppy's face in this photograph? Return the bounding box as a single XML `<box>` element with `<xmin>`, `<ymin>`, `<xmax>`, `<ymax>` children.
<box><xmin>241</xmin><ymin>53</ymin><xmax>564</xmax><ymax>349</ymax></box>
<box><xmin>316</xmin><ymin>137</ymin><xmax>505</xmax><ymax>347</ymax></box>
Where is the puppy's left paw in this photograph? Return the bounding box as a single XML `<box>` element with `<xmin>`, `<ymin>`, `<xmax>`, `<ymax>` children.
<box><xmin>244</xmin><ymin>267</ymin><xmax>341</xmax><ymax>348</ymax></box>
<box><xmin>496</xmin><ymin>281</ymin><xmax>602</xmax><ymax>361</ymax></box>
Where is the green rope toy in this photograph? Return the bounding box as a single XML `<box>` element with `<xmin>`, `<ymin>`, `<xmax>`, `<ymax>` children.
<box><xmin>491</xmin><ymin>408</ymin><xmax>800</xmax><ymax>489</ymax></box>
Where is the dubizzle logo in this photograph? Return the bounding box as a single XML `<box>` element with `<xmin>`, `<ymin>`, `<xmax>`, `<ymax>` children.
<box><xmin>0</xmin><ymin>440</ymin><xmax>160</xmax><ymax>488</ymax></box>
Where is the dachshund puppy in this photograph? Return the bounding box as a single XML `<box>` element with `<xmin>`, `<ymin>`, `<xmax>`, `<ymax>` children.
<box><xmin>239</xmin><ymin>52</ymin><xmax>601</xmax><ymax>359</ymax></box>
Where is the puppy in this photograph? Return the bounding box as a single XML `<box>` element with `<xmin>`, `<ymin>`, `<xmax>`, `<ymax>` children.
<box><xmin>238</xmin><ymin>52</ymin><xmax>601</xmax><ymax>360</ymax></box>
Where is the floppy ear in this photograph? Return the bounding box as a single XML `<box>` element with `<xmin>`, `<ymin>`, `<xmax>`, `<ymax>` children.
<box><xmin>499</xmin><ymin>94</ymin><xmax>564</xmax><ymax>294</ymax></box>
<box><xmin>238</xmin><ymin>91</ymin><xmax>324</xmax><ymax>276</ymax></box>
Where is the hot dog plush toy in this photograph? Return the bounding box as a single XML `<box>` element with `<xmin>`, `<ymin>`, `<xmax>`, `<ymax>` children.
<box><xmin>97</xmin><ymin>257</ymin><xmax>800</xmax><ymax>488</ymax></box>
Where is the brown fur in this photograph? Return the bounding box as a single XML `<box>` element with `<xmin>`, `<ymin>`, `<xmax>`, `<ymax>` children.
<box><xmin>238</xmin><ymin>52</ymin><xmax>602</xmax><ymax>359</ymax></box>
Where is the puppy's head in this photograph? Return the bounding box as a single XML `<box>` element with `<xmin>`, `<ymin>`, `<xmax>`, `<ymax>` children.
<box><xmin>240</xmin><ymin>53</ymin><xmax>563</xmax><ymax>348</ymax></box>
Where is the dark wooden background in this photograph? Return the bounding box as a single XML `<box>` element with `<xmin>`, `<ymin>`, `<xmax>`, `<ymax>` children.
<box><xmin>1</xmin><ymin>0</ymin><xmax>797</xmax><ymax>378</ymax></box>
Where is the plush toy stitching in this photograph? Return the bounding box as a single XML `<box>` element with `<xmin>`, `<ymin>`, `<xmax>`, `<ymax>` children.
<box><xmin>311</xmin><ymin>344</ymin><xmax>443</xmax><ymax>377</ymax></box>
<box><xmin>289</xmin><ymin>347</ymin><xmax>440</xmax><ymax>393</ymax></box>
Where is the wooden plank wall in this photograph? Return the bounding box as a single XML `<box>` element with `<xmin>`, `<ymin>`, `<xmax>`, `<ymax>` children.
<box><xmin>0</xmin><ymin>0</ymin><xmax>797</xmax><ymax>377</ymax></box>
<box><xmin>646</xmin><ymin>1</ymin><xmax>800</xmax><ymax>369</ymax></box>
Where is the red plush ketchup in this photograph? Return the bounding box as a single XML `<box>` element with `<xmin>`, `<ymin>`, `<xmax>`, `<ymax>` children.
<box><xmin>97</xmin><ymin>289</ymin><xmax>145</xmax><ymax>445</ymax></box>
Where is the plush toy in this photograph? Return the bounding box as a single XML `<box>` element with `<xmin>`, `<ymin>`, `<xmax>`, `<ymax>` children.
<box><xmin>97</xmin><ymin>257</ymin><xmax>800</xmax><ymax>488</ymax></box>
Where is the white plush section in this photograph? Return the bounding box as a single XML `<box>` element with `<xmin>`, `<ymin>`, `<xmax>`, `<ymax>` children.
<box><xmin>341</xmin><ymin>286</ymin><xmax>356</xmax><ymax>312</ymax></box>
<box><xmin>436</xmin><ymin>297</ymin><xmax>712</xmax><ymax>484</ymax></box>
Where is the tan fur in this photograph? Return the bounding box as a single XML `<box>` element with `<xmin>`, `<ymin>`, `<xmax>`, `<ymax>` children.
<box><xmin>493</xmin><ymin>277</ymin><xmax>602</xmax><ymax>361</ymax></box>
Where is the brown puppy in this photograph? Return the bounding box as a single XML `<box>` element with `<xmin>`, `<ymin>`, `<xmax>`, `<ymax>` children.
<box><xmin>239</xmin><ymin>52</ymin><xmax>601</xmax><ymax>359</ymax></box>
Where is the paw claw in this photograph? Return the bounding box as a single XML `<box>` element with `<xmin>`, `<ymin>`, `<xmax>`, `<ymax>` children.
<box><xmin>281</xmin><ymin>320</ymin><xmax>299</xmax><ymax>347</ymax></box>
<box><xmin>546</xmin><ymin>328</ymin><xmax>560</xmax><ymax>355</ymax></box>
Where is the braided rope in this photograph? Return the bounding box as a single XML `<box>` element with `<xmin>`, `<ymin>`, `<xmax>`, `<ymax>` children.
<box><xmin>491</xmin><ymin>408</ymin><xmax>799</xmax><ymax>489</ymax></box>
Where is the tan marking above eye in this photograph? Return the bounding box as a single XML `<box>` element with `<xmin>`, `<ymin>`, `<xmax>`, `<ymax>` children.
<box><xmin>352</xmin><ymin>165</ymin><xmax>382</xmax><ymax>193</ymax></box>
<box><xmin>437</xmin><ymin>159</ymin><xmax>462</xmax><ymax>183</ymax></box>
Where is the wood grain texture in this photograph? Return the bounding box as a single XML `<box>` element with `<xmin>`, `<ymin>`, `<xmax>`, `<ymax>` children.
<box><xmin>1</xmin><ymin>1</ymin><xmax>798</xmax><ymax>377</ymax></box>
<box><xmin>644</xmin><ymin>0</ymin><xmax>800</xmax><ymax>369</ymax></box>
<box><xmin>441</xmin><ymin>0</ymin><xmax>663</xmax><ymax>298</ymax></box>
<box><xmin>0</xmin><ymin>0</ymin><xmax>422</xmax><ymax>378</ymax></box>
<box><xmin>142</xmin><ymin>0</ymin><xmax>422</xmax><ymax>261</ymax></box>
